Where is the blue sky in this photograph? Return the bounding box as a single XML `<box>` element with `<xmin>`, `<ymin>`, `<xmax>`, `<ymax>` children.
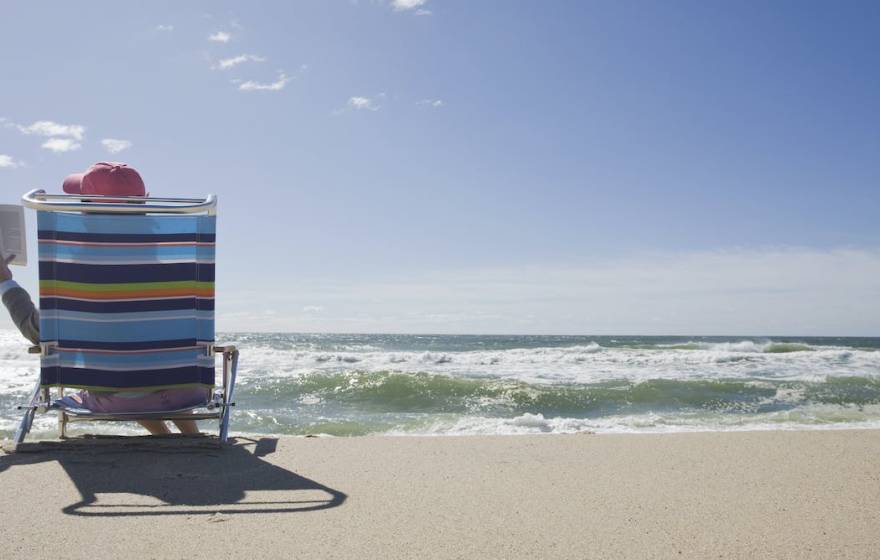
<box><xmin>1</xmin><ymin>0</ymin><xmax>878</xmax><ymax>335</ymax></box>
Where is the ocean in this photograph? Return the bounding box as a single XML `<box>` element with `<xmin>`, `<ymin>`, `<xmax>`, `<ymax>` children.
<box><xmin>1</xmin><ymin>331</ymin><xmax>879</xmax><ymax>438</ymax></box>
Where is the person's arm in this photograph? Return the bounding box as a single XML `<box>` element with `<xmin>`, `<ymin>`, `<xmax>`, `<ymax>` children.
<box><xmin>0</xmin><ymin>254</ymin><xmax>40</xmax><ymax>346</ymax></box>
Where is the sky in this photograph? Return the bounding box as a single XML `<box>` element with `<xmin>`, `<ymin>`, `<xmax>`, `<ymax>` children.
<box><xmin>0</xmin><ymin>0</ymin><xmax>878</xmax><ymax>335</ymax></box>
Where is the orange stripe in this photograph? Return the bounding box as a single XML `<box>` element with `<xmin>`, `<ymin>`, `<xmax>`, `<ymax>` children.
<box><xmin>41</xmin><ymin>288</ymin><xmax>215</xmax><ymax>299</ymax></box>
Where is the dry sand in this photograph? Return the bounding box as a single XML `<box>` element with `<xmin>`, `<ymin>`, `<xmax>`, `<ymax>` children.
<box><xmin>1</xmin><ymin>429</ymin><xmax>879</xmax><ymax>559</ymax></box>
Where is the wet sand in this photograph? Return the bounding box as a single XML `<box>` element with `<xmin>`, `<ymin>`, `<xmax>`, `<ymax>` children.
<box><xmin>2</xmin><ymin>429</ymin><xmax>879</xmax><ymax>559</ymax></box>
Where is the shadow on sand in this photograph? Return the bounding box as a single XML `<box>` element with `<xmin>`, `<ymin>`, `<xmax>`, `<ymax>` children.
<box><xmin>0</xmin><ymin>436</ymin><xmax>347</xmax><ymax>517</ymax></box>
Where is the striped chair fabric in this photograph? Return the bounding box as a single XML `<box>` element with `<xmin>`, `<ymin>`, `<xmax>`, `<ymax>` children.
<box><xmin>37</xmin><ymin>211</ymin><xmax>216</xmax><ymax>392</ymax></box>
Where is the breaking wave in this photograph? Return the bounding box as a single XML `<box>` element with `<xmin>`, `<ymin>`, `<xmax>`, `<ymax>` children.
<box><xmin>1</xmin><ymin>331</ymin><xmax>879</xmax><ymax>438</ymax></box>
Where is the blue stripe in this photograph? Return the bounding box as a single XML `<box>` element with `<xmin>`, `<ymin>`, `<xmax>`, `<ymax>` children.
<box><xmin>39</xmin><ymin>244</ymin><xmax>216</xmax><ymax>263</ymax></box>
<box><xmin>40</xmin><ymin>297</ymin><xmax>214</xmax><ymax>313</ymax></box>
<box><xmin>41</xmin><ymin>317</ymin><xmax>214</xmax><ymax>342</ymax></box>
<box><xmin>40</xmin><ymin>366</ymin><xmax>215</xmax><ymax>389</ymax></box>
<box><xmin>38</xmin><ymin>212</ymin><xmax>216</xmax><ymax>235</ymax></box>
<box><xmin>198</xmin><ymin>319</ymin><xmax>214</xmax><ymax>341</ymax></box>
<box><xmin>39</xmin><ymin>262</ymin><xmax>215</xmax><ymax>283</ymax></box>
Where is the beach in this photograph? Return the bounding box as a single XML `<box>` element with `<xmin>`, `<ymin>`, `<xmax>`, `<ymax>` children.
<box><xmin>2</xmin><ymin>429</ymin><xmax>879</xmax><ymax>559</ymax></box>
<box><xmin>2</xmin><ymin>1</ymin><xmax>878</xmax><ymax>558</ymax></box>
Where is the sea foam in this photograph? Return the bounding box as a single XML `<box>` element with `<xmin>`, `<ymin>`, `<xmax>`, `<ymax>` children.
<box><xmin>2</xmin><ymin>331</ymin><xmax>879</xmax><ymax>438</ymax></box>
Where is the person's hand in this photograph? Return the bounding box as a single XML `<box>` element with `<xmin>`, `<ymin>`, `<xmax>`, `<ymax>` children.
<box><xmin>0</xmin><ymin>254</ymin><xmax>15</xmax><ymax>282</ymax></box>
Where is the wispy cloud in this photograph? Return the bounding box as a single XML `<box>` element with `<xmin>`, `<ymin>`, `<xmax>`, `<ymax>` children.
<box><xmin>41</xmin><ymin>138</ymin><xmax>81</xmax><ymax>153</ymax></box>
<box><xmin>213</xmin><ymin>54</ymin><xmax>265</xmax><ymax>70</ymax></box>
<box><xmin>17</xmin><ymin>120</ymin><xmax>85</xmax><ymax>141</ymax></box>
<box><xmin>417</xmin><ymin>98</ymin><xmax>444</xmax><ymax>107</ymax></box>
<box><xmin>101</xmin><ymin>138</ymin><xmax>133</xmax><ymax>154</ymax></box>
<box><xmin>391</xmin><ymin>0</ymin><xmax>428</xmax><ymax>11</ymax></box>
<box><xmin>348</xmin><ymin>96</ymin><xmax>381</xmax><ymax>111</ymax></box>
<box><xmin>0</xmin><ymin>155</ymin><xmax>23</xmax><ymax>169</ymax></box>
<box><xmin>208</xmin><ymin>31</ymin><xmax>231</xmax><ymax>43</ymax></box>
<box><xmin>237</xmin><ymin>72</ymin><xmax>291</xmax><ymax>92</ymax></box>
<box><xmin>333</xmin><ymin>94</ymin><xmax>384</xmax><ymax>115</ymax></box>
<box><xmin>155</xmin><ymin>24</ymin><xmax>174</xmax><ymax>32</ymax></box>
<box><xmin>219</xmin><ymin>247</ymin><xmax>880</xmax><ymax>335</ymax></box>
<box><xmin>415</xmin><ymin>9</ymin><xmax>432</xmax><ymax>16</ymax></box>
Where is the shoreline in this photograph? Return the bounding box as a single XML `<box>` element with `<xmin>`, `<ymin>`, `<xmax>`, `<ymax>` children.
<box><xmin>13</xmin><ymin>418</ymin><xmax>880</xmax><ymax>441</ymax></box>
<box><xmin>3</xmin><ymin>429</ymin><xmax>880</xmax><ymax>559</ymax></box>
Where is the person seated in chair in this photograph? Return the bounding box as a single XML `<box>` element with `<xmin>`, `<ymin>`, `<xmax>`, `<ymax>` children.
<box><xmin>1</xmin><ymin>162</ymin><xmax>207</xmax><ymax>435</ymax></box>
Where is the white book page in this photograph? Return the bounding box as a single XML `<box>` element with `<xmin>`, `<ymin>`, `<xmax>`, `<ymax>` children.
<box><xmin>0</xmin><ymin>205</ymin><xmax>27</xmax><ymax>266</ymax></box>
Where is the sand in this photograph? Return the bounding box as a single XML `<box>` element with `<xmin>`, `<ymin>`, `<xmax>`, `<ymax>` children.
<box><xmin>1</xmin><ymin>429</ymin><xmax>879</xmax><ymax>559</ymax></box>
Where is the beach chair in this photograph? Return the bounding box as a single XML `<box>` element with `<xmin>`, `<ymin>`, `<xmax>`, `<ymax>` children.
<box><xmin>13</xmin><ymin>189</ymin><xmax>238</xmax><ymax>445</ymax></box>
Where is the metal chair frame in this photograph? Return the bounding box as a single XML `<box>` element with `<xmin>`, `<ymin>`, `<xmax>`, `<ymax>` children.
<box><xmin>11</xmin><ymin>190</ymin><xmax>238</xmax><ymax>445</ymax></box>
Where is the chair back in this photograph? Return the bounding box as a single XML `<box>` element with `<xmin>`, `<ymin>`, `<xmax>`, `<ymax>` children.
<box><xmin>37</xmin><ymin>210</ymin><xmax>216</xmax><ymax>391</ymax></box>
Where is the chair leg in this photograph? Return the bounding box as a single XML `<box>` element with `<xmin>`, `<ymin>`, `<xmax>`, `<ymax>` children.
<box><xmin>12</xmin><ymin>381</ymin><xmax>42</xmax><ymax>445</ymax></box>
<box><xmin>219</xmin><ymin>414</ymin><xmax>229</xmax><ymax>443</ymax></box>
<box><xmin>13</xmin><ymin>407</ymin><xmax>35</xmax><ymax>445</ymax></box>
<box><xmin>57</xmin><ymin>387</ymin><xmax>68</xmax><ymax>439</ymax></box>
<box><xmin>219</xmin><ymin>348</ymin><xmax>239</xmax><ymax>443</ymax></box>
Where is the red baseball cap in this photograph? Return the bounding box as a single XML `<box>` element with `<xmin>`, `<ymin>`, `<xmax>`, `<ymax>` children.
<box><xmin>62</xmin><ymin>162</ymin><xmax>146</xmax><ymax>197</ymax></box>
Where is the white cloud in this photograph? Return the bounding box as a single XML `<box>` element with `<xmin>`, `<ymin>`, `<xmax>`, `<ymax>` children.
<box><xmin>348</xmin><ymin>96</ymin><xmax>380</xmax><ymax>111</ymax></box>
<box><xmin>208</xmin><ymin>31</ymin><xmax>231</xmax><ymax>43</ymax></box>
<box><xmin>415</xmin><ymin>9</ymin><xmax>432</xmax><ymax>16</ymax></box>
<box><xmin>41</xmin><ymin>138</ymin><xmax>81</xmax><ymax>153</ymax></box>
<box><xmin>417</xmin><ymin>98</ymin><xmax>444</xmax><ymax>107</ymax></box>
<box><xmin>17</xmin><ymin>120</ymin><xmax>85</xmax><ymax>141</ymax></box>
<box><xmin>155</xmin><ymin>24</ymin><xmax>174</xmax><ymax>31</ymax></box>
<box><xmin>213</xmin><ymin>53</ymin><xmax>265</xmax><ymax>70</ymax></box>
<box><xmin>101</xmin><ymin>138</ymin><xmax>133</xmax><ymax>154</ymax></box>
<box><xmin>302</xmin><ymin>305</ymin><xmax>325</xmax><ymax>313</ymax></box>
<box><xmin>237</xmin><ymin>72</ymin><xmax>291</xmax><ymax>92</ymax></box>
<box><xmin>0</xmin><ymin>155</ymin><xmax>23</xmax><ymax>169</ymax></box>
<box><xmin>391</xmin><ymin>0</ymin><xmax>428</xmax><ymax>11</ymax></box>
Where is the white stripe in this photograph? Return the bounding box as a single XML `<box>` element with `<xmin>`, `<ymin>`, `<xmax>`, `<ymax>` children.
<box><xmin>44</xmin><ymin>314</ymin><xmax>211</xmax><ymax>323</ymax></box>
